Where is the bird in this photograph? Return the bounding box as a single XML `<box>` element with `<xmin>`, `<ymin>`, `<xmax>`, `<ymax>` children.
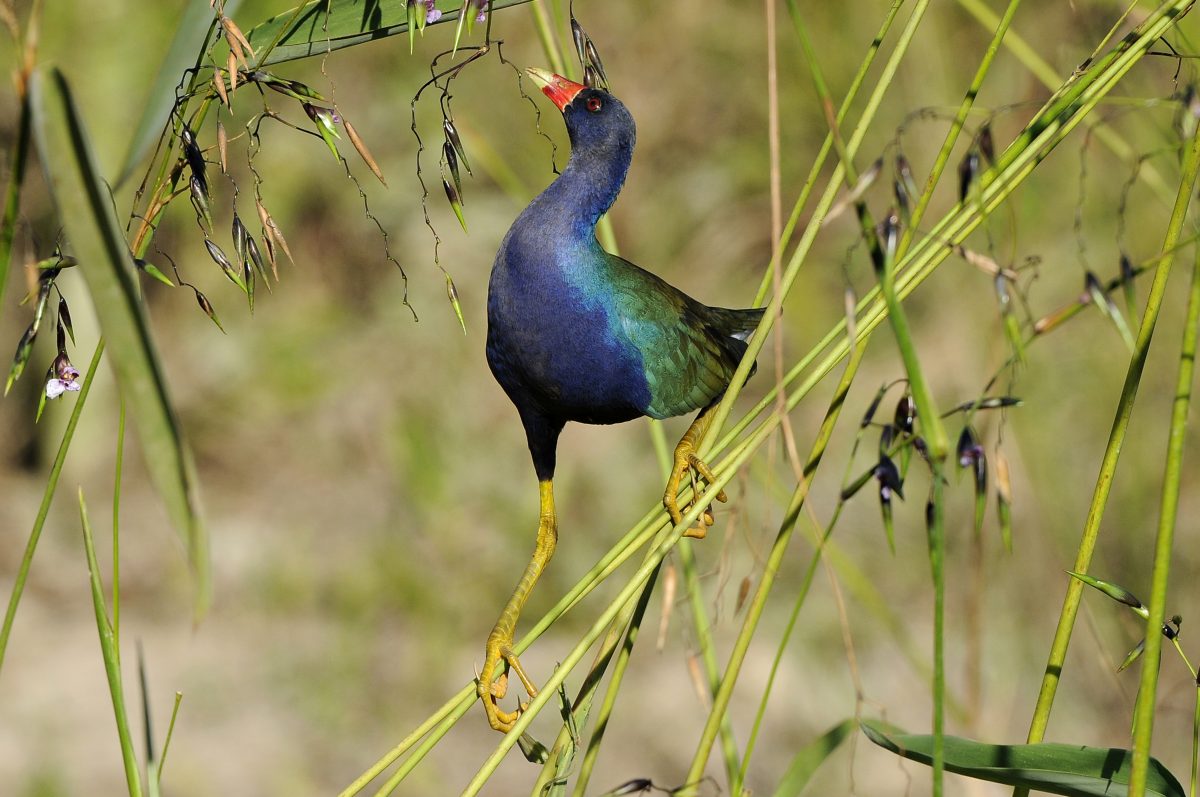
<box><xmin>479</xmin><ymin>67</ymin><xmax>764</xmax><ymax>732</ymax></box>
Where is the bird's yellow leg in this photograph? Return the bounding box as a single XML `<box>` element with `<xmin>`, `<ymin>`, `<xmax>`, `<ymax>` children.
<box><xmin>663</xmin><ymin>403</ymin><xmax>727</xmax><ymax>539</ymax></box>
<box><xmin>479</xmin><ymin>479</ymin><xmax>557</xmax><ymax>732</ymax></box>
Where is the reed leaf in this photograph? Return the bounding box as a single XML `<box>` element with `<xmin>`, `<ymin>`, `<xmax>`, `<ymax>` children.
<box><xmin>30</xmin><ymin>68</ymin><xmax>209</xmax><ymax>615</ymax></box>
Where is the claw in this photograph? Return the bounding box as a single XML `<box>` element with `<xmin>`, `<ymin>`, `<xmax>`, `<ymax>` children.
<box><xmin>479</xmin><ymin>641</ymin><xmax>539</xmax><ymax>733</ymax></box>
<box><xmin>664</xmin><ymin>450</ymin><xmax>727</xmax><ymax>530</ymax></box>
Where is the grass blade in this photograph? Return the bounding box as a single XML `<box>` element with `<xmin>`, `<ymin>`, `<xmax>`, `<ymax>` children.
<box><xmin>863</xmin><ymin>720</ymin><xmax>1185</xmax><ymax>797</ymax></box>
<box><xmin>770</xmin><ymin>719</ymin><xmax>855</xmax><ymax>797</ymax></box>
<box><xmin>30</xmin><ymin>68</ymin><xmax>209</xmax><ymax>616</ymax></box>
<box><xmin>79</xmin><ymin>490</ymin><xmax>144</xmax><ymax>797</ymax></box>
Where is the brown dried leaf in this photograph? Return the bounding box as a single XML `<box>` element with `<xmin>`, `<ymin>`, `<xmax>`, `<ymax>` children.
<box><xmin>956</xmin><ymin>245</ymin><xmax>1019</xmax><ymax>281</ymax></box>
<box><xmin>343</xmin><ymin>119</ymin><xmax>386</xmax><ymax>186</ymax></box>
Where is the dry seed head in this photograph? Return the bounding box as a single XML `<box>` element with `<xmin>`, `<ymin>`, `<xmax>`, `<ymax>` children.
<box><xmin>894</xmin><ymin>394</ymin><xmax>915</xmax><ymax>435</ymax></box>
<box><xmin>736</xmin><ymin>576</ymin><xmax>752</xmax><ymax>615</ymax></box>
<box><xmin>995</xmin><ymin>452</ymin><xmax>1012</xmax><ymax>503</ymax></box>
<box><xmin>584</xmin><ymin>38</ymin><xmax>608</xmax><ymax>87</ymax></box>
<box><xmin>228</xmin><ymin>50</ymin><xmax>238</xmax><ymax>92</ymax></box>
<box><xmin>978</xmin><ymin>122</ymin><xmax>995</xmax><ymax>165</ymax></box>
<box><xmin>223</xmin><ymin>17</ymin><xmax>255</xmax><ymax>63</ymax></box>
<box><xmin>217</xmin><ymin>121</ymin><xmax>228</xmax><ymax>173</ymax></box>
<box><xmin>570</xmin><ymin>16</ymin><xmax>586</xmax><ymax>64</ymax></box>
<box><xmin>343</xmin><ymin>119</ymin><xmax>386</xmax><ymax>186</ymax></box>
<box><xmin>656</xmin><ymin>560</ymin><xmax>676</xmax><ymax>651</ymax></box>
<box><xmin>213</xmin><ymin>71</ymin><xmax>229</xmax><ymax>107</ymax></box>
<box><xmin>958</xmin><ymin>149</ymin><xmax>979</xmax><ymax>203</ymax></box>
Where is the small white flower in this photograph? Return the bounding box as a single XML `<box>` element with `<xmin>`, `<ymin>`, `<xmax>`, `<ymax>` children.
<box><xmin>45</xmin><ymin>377</ymin><xmax>81</xmax><ymax>400</ymax></box>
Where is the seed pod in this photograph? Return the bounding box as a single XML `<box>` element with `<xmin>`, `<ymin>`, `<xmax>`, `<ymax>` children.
<box><xmin>844</xmin><ymin>285</ymin><xmax>858</xmax><ymax>344</ymax></box>
<box><xmin>344</xmin><ymin>119</ymin><xmax>386</xmax><ymax>186</ymax></box>
<box><xmin>446</xmin><ymin>273</ymin><xmax>466</xmax><ymax>332</ymax></box>
<box><xmin>978</xmin><ymin>122</ymin><xmax>995</xmax><ymax>166</ymax></box>
<box><xmin>996</xmin><ymin>454</ymin><xmax>1013</xmax><ymax>553</ymax></box>
<box><xmin>1120</xmin><ymin>252</ymin><xmax>1137</xmax><ymax>319</ymax></box>
<box><xmin>583</xmin><ymin>64</ymin><xmax>600</xmax><ymax>90</ymax></box>
<box><xmin>194</xmin><ymin>289</ymin><xmax>225</xmax><ymax>332</ymax></box>
<box><xmin>958</xmin><ymin>149</ymin><xmax>979</xmax><ymax>203</ymax></box>
<box><xmin>610</xmin><ymin>780</ymin><xmax>655</xmax><ymax>796</ymax></box>
<box><xmin>217</xmin><ymin>121</ymin><xmax>228</xmax><ymax>173</ymax></box>
<box><xmin>584</xmin><ymin>38</ymin><xmax>608</xmax><ymax>88</ymax></box>
<box><xmin>443</xmin><ymin>118</ymin><xmax>471</xmax><ymax>175</ymax></box>
<box><xmin>135</xmin><ymin>258</ymin><xmax>175</xmax><ymax>286</ymax></box>
<box><xmin>232</xmin><ymin>212</ymin><xmax>248</xmax><ymax>265</ymax></box>
<box><xmin>204</xmin><ymin>238</ymin><xmax>244</xmax><ymax>289</ymax></box>
<box><xmin>656</xmin><ymin>560</ymin><xmax>677</xmax><ymax>651</ymax></box>
<box><xmin>949</xmin><ymin>396</ymin><xmax>1023</xmax><ymax>414</ymax></box>
<box><xmin>58</xmin><ymin>297</ymin><xmax>74</xmax><ymax>345</ymax></box>
<box><xmin>443</xmin><ymin>175</ymin><xmax>468</xmax><ymax>233</ymax></box>
<box><xmin>1118</xmin><ymin>639</ymin><xmax>1145</xmax><ymax>673</ymax></box>
<box><xmin>5</xmin><ymin>323</ymin><xmax>36</xmax><ymax>395</ymax></box>
<box><xmin>894</xmin><ymin>394</ymin><xmax>915</xmax><ymax>435</ymax></box>
<box><xmin>190</xmin><ymin>174</ymin><xmax>212</xmax><ymax>229</ymax></box>
<box><xmin>874</xmin><ymin>454</ymin><xmax>904</xmax><ymax>501</ymax></box>
<box><xmin>228</xmin><ymin>50</ymin><xmax>239</xmax><ymax>93</ymax></box>
<box><xmin>244</xmin><ymin>260</ymin><xmax>255</xmax><ymax>311</ymax></box>
<box><xmin>181</xmin><ymin>124</ymin><xmax>207</xmax><ymax>197</ymax></box>
<box><xmin>1068</xmin><ymin>571</ymin><xmax>1147</xmax><ymax>616</ymax></box>
<box><xmin>443</xmin><ymin>140</ymin><xmax>461</xmax><ymax>195</ymax></box>
<box><xmin>878</xmin><ymin>209</ymin><xmax>900</xmax><ymax>266</ymax></box>
<box><xmin>570</xmin><ymin>15</ymin><xmax>587</xmax><ymax>65</ymax></box>
<box><xmin>246</xmin><ymin>235</ymin><xmax>269</xmax><ymax>285</ymax></box>
<box><xmin>517</xmin><ymin>732</ymin><xmax>549</xmax><ymax>765</ymax></box>
<box><xmin>256</xmin><ymin>199</ymin><xmax>293</xmax><ymax>268</ymax></box>
<box><xmin>957</xmin><ymin>426</ymin><xmax>982</xmax><ymax>468</ymax></box>
<box><xmin>304</xmin><ymin>103</ymin><xmax>342</xmax><ymax>161</ymax></box>
<box><xmin>736</xmin><ymin>575</ymin><xmax>752</xmax><ymax>615</ymax></box>
<box><xmin>213</xmin><ymin>71</ymin><xmax>229</xmax><ymax>107</ymax></box>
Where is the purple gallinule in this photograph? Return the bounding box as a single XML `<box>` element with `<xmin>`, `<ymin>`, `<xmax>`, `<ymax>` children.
<box><xmin>479</xmin><ymin>68</ymin><xmax>763</xmax><ymax>732</ymax></box>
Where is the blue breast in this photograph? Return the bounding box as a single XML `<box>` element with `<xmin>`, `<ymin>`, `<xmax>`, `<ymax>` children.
<box><xmin>486</xmin><ymin>231</ymin><xmax>651</xmax><ymax>425</ymax></box>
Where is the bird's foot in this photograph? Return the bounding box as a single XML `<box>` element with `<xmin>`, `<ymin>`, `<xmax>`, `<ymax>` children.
<box><xmin>664</xmin><ymin>450</ymin><xmax>726</xmax><ymax>538</ymax></box>
<box><xmin>478</xmin><ymin>636</ymin><xmax>539</xmax><ymax>733</ymax></box>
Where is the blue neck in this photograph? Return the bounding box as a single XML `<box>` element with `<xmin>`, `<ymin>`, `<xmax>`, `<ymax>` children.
<box><xmin>529</xmin><ymin>141</ymin><xmax>632</xmax><ymax>243</ymax></box>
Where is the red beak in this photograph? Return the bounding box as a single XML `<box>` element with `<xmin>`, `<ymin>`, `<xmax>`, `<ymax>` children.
<box><xmin>526</xmin><ymin>68</ymin><xmax>586</xmax><ymax>112</ymax></box>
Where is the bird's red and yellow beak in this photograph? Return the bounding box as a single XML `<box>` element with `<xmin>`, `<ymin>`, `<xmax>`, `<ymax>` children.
<box><xmin>526</xmin><ymin>67</ymin><xmax>586</xmax><ymax>111</ymax></box>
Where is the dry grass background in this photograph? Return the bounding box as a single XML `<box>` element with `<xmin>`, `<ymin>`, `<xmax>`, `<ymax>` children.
<box><xmin>3</xmin><ymin>1</ymin><xmax>1200</xmax><ymax>794</ymax></box>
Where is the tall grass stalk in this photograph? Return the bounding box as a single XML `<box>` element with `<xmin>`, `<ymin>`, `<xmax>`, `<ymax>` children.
<box><xmin>1019</xmin><ymin>84</ymin><xmax>1200</xmax><ymax>773</ymax></box>
<box><xmin>0</xmin><ymin>341</ymin><xmax>104</xmax><ymax>675</ymax></box>
<box><xmin>1129</xmin><ymin>172</ymin><xmax>1200</xmax><ymax>795</ymax></box>
<box><xmin>78</xmin><ymin>490</ymin><xmax>142</xmax><ymax>797</ymax></box>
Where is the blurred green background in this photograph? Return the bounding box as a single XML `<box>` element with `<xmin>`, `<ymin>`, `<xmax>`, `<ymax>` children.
<box><xmin>3</xmin><ymin>1</ymin><xmax>1200</xmax><ymax>794</ymax></box>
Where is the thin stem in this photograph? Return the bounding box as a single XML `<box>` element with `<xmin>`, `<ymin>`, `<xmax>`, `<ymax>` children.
<box><xmin>1129</xmin><ymin>225</ymin><xmax>1200</xmax><ymax>794</ymax></box>
<box><xmin>79</xmin><ymin>490</ymin><xmax>143</xmax><ymax>797</ymax></box>
<box><xmin>0</xmin><ymin>340</ymin><xmax>105</xmax><ymax>677</ymax></box>
<box><xmin>113</xmin><ymin>397</ymin><xmax>126</xmax><ymax>651</ymax></box>
<box><xmin>1021</xmin><ymin>90</ymin><xmax>1200</xmax><ymax>762</ymax></box>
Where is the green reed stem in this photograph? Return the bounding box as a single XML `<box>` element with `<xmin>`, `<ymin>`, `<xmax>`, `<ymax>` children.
<box><xmin>1020</xmin><ymin>85</ymin><xmax>1200</xmax><ymax>773</ymax></box>
<box><xmin>79</xmin><ymin>490</ymin><xmax>143</xmax><ymax>797</ymax></box>
<box><xmin>680</xmin><ymin>340</ymin><xmax>866</xmax><ymax>795</ymax></box>
<box><xmin>1129</xmin><ymin>213</ymin><xmax>1200</xmax><ymax>794</ymax></box>
<box><xmin>113</xmin><ymin>397</ymin><xmax>126</xmax><ymax>651</ymax></box>
<box><xmin>0</xmin><ymin>340</ymin><xmax>104</xmax><ymax>677</ymax></box>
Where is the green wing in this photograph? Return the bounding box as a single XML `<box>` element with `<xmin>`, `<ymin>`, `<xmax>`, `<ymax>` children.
<box><xmin>605</xmin><ymin>255</ymin><xmax>763</xmax><ymax>420</ymax></box>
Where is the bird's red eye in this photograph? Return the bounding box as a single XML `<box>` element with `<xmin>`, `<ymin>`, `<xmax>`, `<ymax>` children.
<box><xmin>586</xmin><ymin>96</ymin><xmax>603</xmax><ymax>113</ymax></box>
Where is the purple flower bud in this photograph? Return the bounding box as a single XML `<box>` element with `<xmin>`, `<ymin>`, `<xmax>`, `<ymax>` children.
<box><xmin>53</xmin><ymin>352</ymin><xmax>80</xmax><ymax>382</ymax></box>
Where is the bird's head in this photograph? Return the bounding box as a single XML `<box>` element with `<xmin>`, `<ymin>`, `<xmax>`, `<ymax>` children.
<box><xmin>526</xmin><ymin>68</ymin><xmax>635</xmax><ymax>160</ymax></box>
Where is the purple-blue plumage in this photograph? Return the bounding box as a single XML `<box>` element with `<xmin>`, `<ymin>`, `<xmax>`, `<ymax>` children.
<box><xmin>486</xmin><ymin>76</ymin><xmax>762</xmax><ymax>481</ymax></box>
